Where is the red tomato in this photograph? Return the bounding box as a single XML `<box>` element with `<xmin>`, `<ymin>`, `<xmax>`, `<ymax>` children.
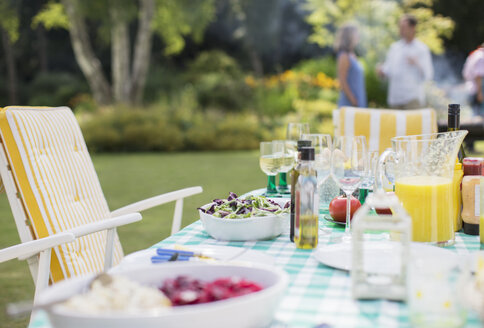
<box><xmin>375</xmin><ymin>207</ymin><xmax>392</xmax><ymax>215</ymax></box>
<box><xmin>329</xmin><ymin>195</ymin><xmax>361</xmax><ymax>223</ymax></box>
<box><xmin>374</xmin><ymin>192</ymin><xmax>394</xmax><ymax>215</ymax></box>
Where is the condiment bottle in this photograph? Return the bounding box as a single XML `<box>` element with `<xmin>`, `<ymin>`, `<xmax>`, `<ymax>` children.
<box><xmin>294</xmin><ymin>147</ymin><xmax>318</xmax><ymax>249</ymax></box>
<box><xmin>452</xmin><ymin>162</ymin><xmax>464</xmax><ymax>232</ymax></box>
<box><xmin>290</xmin><ymin>140</ymin><xmax>312</xmax><ymax>242</ymax></box>
<box><xmin>462</xmin><ymin>158</ymin><xmax>484</xmax><ymax>235</ymax></box>
<box><xmin>480</xmin><ymin>177</ymin><xmax>484</xmax><ymax>244</ymax></box>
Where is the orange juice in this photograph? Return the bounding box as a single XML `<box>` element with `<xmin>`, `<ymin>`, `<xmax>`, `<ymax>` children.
<box><xmin>395</xmin><ymin>176</ymin><xmax>453</xmax><ymax>244</ymax></box>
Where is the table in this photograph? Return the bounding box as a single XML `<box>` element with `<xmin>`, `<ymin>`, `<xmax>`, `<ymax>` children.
<box><xmin>31</xmin><ymin>218</ymin><xmax>483</xmax><ymax>328</ymax></box>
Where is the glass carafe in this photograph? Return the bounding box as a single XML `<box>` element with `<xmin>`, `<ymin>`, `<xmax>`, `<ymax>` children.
<box><xmin>378</xmin><ymin>131</ymin><xmax>468</xmax><ymax>246</ymax></box>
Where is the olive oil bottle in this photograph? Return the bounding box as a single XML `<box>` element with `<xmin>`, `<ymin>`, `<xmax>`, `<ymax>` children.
<box><xmin>290</xmin><ymin>140</ymin><xmax>312</xmax><ymax>242</ymax></box>
<box><xmin>294</xmin><ymin>147</ymin><xmax>319</xmax><ymax>249</ymax></box>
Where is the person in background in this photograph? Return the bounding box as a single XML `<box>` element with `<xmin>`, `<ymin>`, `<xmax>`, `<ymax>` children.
<box><xmin>377</xmin><ymin>14</ymin><xmax>433</xmax><ymax>109</ymax></box>
<box><xmin>462</xmin><ymin>43</ymin><xmax>484</xmax><ymax>117</ymax></box>
<box><xmin>335</xmin><ymin>23</ymin><xmax>367</xmax><ymax>108</ymax></box>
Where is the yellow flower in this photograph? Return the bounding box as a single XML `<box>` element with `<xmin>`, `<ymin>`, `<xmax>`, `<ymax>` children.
<box><xmin>244</xmin><ymin>75</ymin><xmax>257</xmax><ymax>88</ymax></box>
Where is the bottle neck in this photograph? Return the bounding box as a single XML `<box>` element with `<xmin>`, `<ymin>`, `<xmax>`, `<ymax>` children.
<box><xmin>448</xmin><ymin>114</ymin><xmax>460</xmax><ymax>131</ymax></box>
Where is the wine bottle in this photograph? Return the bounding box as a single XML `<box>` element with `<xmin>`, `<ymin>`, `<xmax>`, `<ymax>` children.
<box><xmin>447</xmin><ymin>104</ymin><xmax>467</xmax><ymax>163</ymax></box>
<box><xmin>290</xmin><ymin>140</ymin><xmax>311</xmax><ymax>242</ymax></box>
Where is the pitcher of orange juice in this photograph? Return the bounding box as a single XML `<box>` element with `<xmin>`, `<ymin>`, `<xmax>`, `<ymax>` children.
<box><xmin>378</xmin><ymin>131</ymin><xmax>467</xmax><ymax>246</ymax></box>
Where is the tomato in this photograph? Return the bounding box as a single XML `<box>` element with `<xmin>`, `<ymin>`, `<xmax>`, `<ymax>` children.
<box><xmin>329</xmin><ymin>195</ymin><xmax>361</xmax><ymax>223</ymax></box>
<box><xmin>375</xmin><ymin>192</ymin><xmax>394</xmax><ymax>215</ymax></box>
<box><xmin>375</xmin><ymin>207</ymin><xmax>393</xmax><ymax>215</ymax></box>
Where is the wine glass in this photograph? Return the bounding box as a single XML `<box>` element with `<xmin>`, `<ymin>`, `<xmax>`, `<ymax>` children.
<box><xmin>284</xmin><ymin>123</ymin><xmax>310</xmax><ymax>193</ymax></box>
<box><xmin>301</xmin><ymin>133</ymin><xmax>332</xmax><ymax>185</ymax></box>
<box><xmin>331</xmin><ymin>136</ymin><xmax>368</xmax><ymax>242</ymax></box>
<box><xmin>302</xmin><ymin>134</ymin><xmax>337</xmax><ymax>213</ymax></box>
<box><xmin>274</xmin><ymin>140</ymin><xmax>295</xmax><ymax>194</ymax></box>
<box><xmin>359</xmin><ymin>150</ymin><xmax>379</xmax><ymax>204</ymax></box>
<box><xmin>260</xmin><ymin>141</ymin><xmax>282</xmax><ymax>196</ymax></box>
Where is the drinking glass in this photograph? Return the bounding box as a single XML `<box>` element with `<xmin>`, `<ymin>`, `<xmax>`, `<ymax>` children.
<box><xmin>408</xmin><ymin>258</ymin><xmax>468</xmax><ymax>327</ymax></box>
<box><xmin>260</xmin><ymin>141</ymin><xmax>282</xmax><ymax>195</ymax></box>
<box><xmin>332</xmin><ymin>136</ymin><xmax>368</xmax><ymax>241</ymax></box>
<box><xmin>274</xmin><ymin>140</ymin><xmax>295</xmax><ymax>194</ymax></box>
<box><xmin>283</xmin><ymin>123</ymin><xmax>310</xmax><ymax>192</ymax></box>
<box><xmin>359</xmin><ymin>150</ymin><xmax>379</xmax><ymax>204</ymax></box>
<box><xmin>301</xmin><ymin>134</ymin><xmax>337</xmax><ymax>211</ymax></box>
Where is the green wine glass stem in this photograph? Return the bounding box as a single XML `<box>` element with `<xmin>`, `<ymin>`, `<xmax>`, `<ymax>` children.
<box><xmin>278</xmin><ymin>172</ymin><xmax>288</xmax><ymax>190</ymax></box>
<box><xmin>266</xmin><ymin>175</ymin><xmax>277</xmax><ymax>195</ymax></box>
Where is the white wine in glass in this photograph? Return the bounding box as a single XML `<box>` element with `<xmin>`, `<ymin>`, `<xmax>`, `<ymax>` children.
<box><xmin>260</xmin><ymin>141</ymin><xmax>282</xmax><ymax>195</ymax></box>
<box><xmin>283</xmin><ymin>123</ymin><xmax>310</xmax><ymax>193</ymax></box>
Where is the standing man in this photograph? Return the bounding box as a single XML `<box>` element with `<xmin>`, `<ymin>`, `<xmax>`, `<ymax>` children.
<box><xmin>377</xmin><ymin>14</ymin><xmax>433</xmax><ymax>109</ymax></box>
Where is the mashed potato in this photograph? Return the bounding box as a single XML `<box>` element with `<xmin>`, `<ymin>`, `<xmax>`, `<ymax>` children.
<box><xmin>63</xmin><ymin>275</ymin><xmax>171</xmax><ymax>314</ymax></box>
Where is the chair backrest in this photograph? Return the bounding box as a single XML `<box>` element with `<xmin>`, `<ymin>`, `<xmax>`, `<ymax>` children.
<box><xmin>333</xmin><ymin>106</ymin><xmax>437</xmax><ymax>154</ymax></box>
<box><xmin>0</xmin><ymin>106</ymin><xmax>123</xmax><ymax>282</ymax></box>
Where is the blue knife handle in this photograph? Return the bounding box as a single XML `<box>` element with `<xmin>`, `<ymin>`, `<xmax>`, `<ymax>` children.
<box><xmin>156</xmin><ymin>248</ymin><xmax>195</xmax><ymax>257</ymax></box>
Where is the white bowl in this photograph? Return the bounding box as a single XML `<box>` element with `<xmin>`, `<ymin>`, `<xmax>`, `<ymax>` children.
<box><xmin>38</xmin><ymin>262</ymin><xmax>288</xmax><ymax>328</ymax></box>
<box><xmin>199</xmin><ymin>198</ymin><xmax>290</xmax><ymax>241</ymax></box>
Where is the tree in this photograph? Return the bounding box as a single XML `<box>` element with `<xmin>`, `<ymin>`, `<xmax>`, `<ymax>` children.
<box><xmin>0</xmin><ymin>0</ymin><xmax>19</xmax><ymax>104</ymax></box>
<box><xmin>33</xmin><ymin>0</ymin><xmax>216</xmax><ymax>105</ymax></box>
<box><xmin>304</xmin><ymin>0</ymin><xmax>454</xmax><ymax>63</ymax></box>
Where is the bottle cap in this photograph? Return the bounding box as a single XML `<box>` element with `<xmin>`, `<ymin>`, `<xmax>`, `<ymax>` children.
<box><xmin>463</xmin><ymin>222</ymin><xmax>480</xmax><ymax>235</ymax></box>
<box><xmin>297</xmin><ymin>140</ymin><xmax>312</xmax><ymax>150</ymax></box>
<box><xmin>448</xmin><ymin>104</ymin><xmax>460</xmax><ymax>115</ymax></box>
<box><xmin>463</xmin><ymin>157</ymin><xmax>484</xmax><ymax>176</ymax></box>
<box><xmin>300</xmin><ymin>147</ymin><xmax>315</xmax><ymax>161</ymax></box>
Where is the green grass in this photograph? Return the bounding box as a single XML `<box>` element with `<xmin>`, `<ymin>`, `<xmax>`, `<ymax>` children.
<box><xmin>0</xmin><ymin>151</ymin><xmax>264</xmax><ymax>328</ymax></box>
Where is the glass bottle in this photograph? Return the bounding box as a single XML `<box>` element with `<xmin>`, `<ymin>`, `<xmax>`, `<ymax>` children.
<box><xmin>294</xmin><ymin>147</ymin><xmax>318</xmax><ymax>249</ymax></box>
<box><xmin>447</xmin><ymin>104</ymin><xmax>467</xmax><ymax>163</ymax></box>
<box><xmin>290</xmin><ymin>140</ymin><xmax>311</xmax><ymax>242</ymax></box>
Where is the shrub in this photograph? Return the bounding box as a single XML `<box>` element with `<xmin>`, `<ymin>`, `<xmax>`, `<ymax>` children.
<box><xmin>144</xmin><ymin>65</ymin><xmax>186</xmax><ymax>103</ymax></box>
<box><xmin>293</xmin><ymin>56</ymin><xmax>337</xmax><ymax>79</ymax></box>
<box><xmin>28</xmin><ymin>72</ymin><xmax>89</xmax><ymax>107</ymax></box>
<box><xmin>363</xmin><ymin>60</ymin><xmax>388</xmax><ymax>108</ymax></box>
<box><xmin>187</xmin><ymin>51</ymin><xmax>252</xmax><ymax>111</ymax></box>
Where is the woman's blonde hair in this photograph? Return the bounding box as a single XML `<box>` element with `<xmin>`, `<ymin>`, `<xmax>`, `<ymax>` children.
<box><xmin>334</xmin><ymin>23</ymin><xmax>358</xmax><ymax>53</ymax></box>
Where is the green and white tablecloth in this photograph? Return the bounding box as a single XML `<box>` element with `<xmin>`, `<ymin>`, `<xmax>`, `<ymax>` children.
<box><xmin>31</xmin><ymin>218</ymin><xmax>483</xmax><ymax>328</ymax></box>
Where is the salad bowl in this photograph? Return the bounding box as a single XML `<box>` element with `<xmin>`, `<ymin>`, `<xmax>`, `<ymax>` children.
<box><xmin>198</xmin><ymin>193</ymin><xmax>290</xmax><ymax>241</ymax></box>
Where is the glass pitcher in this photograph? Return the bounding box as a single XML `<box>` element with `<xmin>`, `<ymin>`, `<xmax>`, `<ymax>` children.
<box><xmin>378</xmin><ymin>131</ymin><xmax>468</xmax><ymax>246</ymax></box>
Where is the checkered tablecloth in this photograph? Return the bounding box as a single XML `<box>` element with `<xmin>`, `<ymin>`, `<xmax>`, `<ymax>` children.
<box><xmin>31</xmin><ymin>218</ymin><xmax>483</xmax><ymax>328</ymax></box>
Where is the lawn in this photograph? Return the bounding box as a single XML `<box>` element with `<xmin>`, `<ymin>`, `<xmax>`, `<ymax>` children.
<box><xmin>0</xmin><ymin>151</ymin><xmax>264</xmax><ymax>328</ymax></box>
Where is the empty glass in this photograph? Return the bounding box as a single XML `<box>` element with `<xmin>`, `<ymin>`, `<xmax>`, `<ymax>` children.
<box><xmin>301</xmin><ymin>134</ymin><xmax>338</xmax><ymax>213</ymax></box>
<box><xmin>359</xmin><ymin>150</ymin><xmax>379</xmax><ymax>204</ymax></box>
<box><xmin>332</xmin><ymin>136</ymin><xmax>368</xmax><ymax>241</ymax></box>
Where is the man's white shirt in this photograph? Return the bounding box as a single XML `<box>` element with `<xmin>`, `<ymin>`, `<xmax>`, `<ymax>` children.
<box><xmin>382</xmin><ymin>39</ymin><xmax>433</xmax><ymax>106</ymax></box>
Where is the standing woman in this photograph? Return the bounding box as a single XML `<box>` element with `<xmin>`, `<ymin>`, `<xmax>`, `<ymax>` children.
<box><xmin>335</xmin><ymin>24</ymin><xmax>367</xmax><ymax>108</ymax></box>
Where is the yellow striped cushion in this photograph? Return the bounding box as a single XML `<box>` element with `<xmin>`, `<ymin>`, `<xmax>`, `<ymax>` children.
<box><xmin>0</xmin><ymin>106</ymin><xmax>123</xmax><ymax>282</ymax></box>
<box><xmin>338</xmin><ymin>107</ymin><xmax>437</xmax><ymax>154</ymax></box>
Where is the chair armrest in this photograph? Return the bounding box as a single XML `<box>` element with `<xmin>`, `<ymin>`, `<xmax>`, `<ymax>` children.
<box><xmin>110</xmin><ymin>186</ymin><xmax>203</xmax><ymax>217</ymax></box>
<box><xmin>67</xmin><ymin>212</ymin><xmax>142</xmax><ymax>238</ymax></box>
<box><xmin>0</xmin><ymin>233</ymin><xmax>75</xmax><ymax>263</ymax></box>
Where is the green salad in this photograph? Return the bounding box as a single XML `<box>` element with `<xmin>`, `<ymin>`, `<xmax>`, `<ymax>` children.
<box><xmin>198</xmin><ymin>192</ymin><xmax>290</xmax><ymax>219</ymax></box>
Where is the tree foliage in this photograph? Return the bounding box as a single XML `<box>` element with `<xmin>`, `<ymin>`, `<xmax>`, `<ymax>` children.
<box><xmin>152</xmin><ymin>0</ymin><xmax>216</xmax><ymax>55</ymax></box>
<box><xmin>33</xmin><ymin>0</ymin><xmax>216</xmax><ymax>56</ymax></box>
<box><xmin>31</xmin><ymin>2</ymin><xmax>69</xmax><ymax>30</ymax></box>
<box><xmin>304</xmin><ymin>0</ymin><xmax>454</xmax><ymax>62</ymax></box>
<box><xmin>30</xmin><ymin>0</ymin><xmax>216</xmax><ymax>105</ymax></box>
<box><xmin>0</xmin><ymin>0</ymin><xmax>19</xmax><ymax>43</ymax></box>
